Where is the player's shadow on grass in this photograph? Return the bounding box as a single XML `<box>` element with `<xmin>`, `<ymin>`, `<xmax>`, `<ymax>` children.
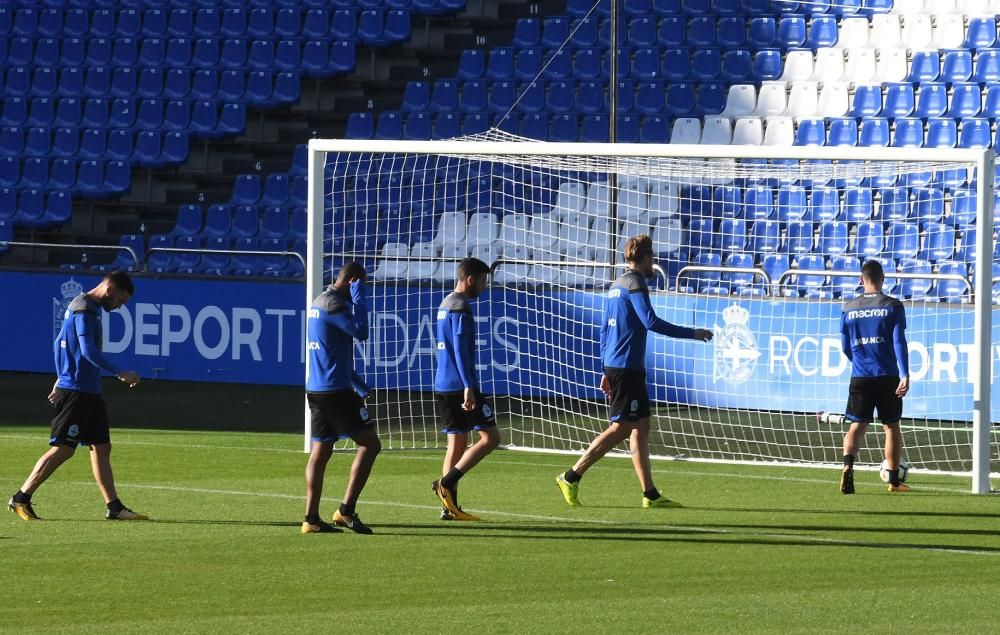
<box><xmin>692</xmin><ymin>521</ymin><xmax>1000</xmax><ymax>538</ymax></box>
<box><xmin>44</xmin><ymin>518</ymin><xmax>300</xmax><ymax>528</ymax></box>
<box><xmin>684</xmin><ymin>505</ymin><xmax>1000</xmax><ymax>520</ymax></box>
<box><xmin>371</xmin><ymin>522</ymin><xmax>1000</xmax><ymax>553</ymax></box>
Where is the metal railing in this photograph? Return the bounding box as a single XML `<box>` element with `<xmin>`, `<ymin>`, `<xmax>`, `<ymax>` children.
<box><xmin>1</xmin><ymin>241</ymin><xmax>140</xmax><ymax>269</ymax></box>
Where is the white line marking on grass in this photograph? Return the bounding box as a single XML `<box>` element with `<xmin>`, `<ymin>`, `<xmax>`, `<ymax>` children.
<box><xmin>6</xmin><ymin>478</ymin><xmax>995</xmax><ymax>557</ymax></box>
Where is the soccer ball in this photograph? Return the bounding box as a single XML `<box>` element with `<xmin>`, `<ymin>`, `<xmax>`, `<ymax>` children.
<box><xmin>879</xmin><ymin>459</ymin><xmax>910</xmax><ymax>483</ymax></box>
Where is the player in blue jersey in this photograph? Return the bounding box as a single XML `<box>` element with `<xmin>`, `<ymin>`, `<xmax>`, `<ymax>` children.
<box><xmin>8</xmin><ymin>271</ymin><xmax>147</xmax><ymax>522</ymax></box>
<box><xmin>303</xmin><ymin>261</ymin><xmax>381</xmax><ymax>534</ymax></box>
<box><xmin>830</xmin><ymin>259</ymin><xmax>910</xmax><ymax>494</ymax></box>
<box><xmin>432</xmin><ymin>257</ymin><xmax>500</xmax><ymax>521</ymax></box>
<box><xmin>556</xmin><ymin>235</ymin><xmax>713</xmax><ymax>508</ymax></box>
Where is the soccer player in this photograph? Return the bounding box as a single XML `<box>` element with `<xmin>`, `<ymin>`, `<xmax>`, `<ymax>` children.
<box><xmin>556</xmin><ymin>235</ymin><xmax>713</xmax><ymax>509</ymax></box>
<box><xmin>8</xmin><ymin>271</ymin><xmax>147</xmax><ymax>522</ymax></box>
<box><xmin>432</xmin><ymin>257</ymin><xmax>500</xmax><ymax>521</ymax></box>
<box><xmin>303</xmin><ymin>261</ymin><xmax>381</xmax><ymax>534</ymax></box>
<box><xmin>830</xmin><ymin>259</ymin><xmax>910</xmax><ymax>494</ymax></box>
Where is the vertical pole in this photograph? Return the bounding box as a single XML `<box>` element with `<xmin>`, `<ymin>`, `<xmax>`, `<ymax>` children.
<box><xmin>971</xmin><ymin>150</ymin><xmax>995</xmax><ymax>493</ymax></box>
<box><xmin>305</xmin><ymin>141</ymin><xmax>326</xmax><ymax>453</ymax></box>
<box><xmin>607</xmin><ymin>0</ymin><xmax>619</xmax><ymax>280</ymax></box>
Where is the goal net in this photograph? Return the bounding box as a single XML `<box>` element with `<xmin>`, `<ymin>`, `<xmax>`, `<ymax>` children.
<box><xmin>306</xmin><ymin>134</ymin><xmax>997</xmax><ymax>492</ymax></box>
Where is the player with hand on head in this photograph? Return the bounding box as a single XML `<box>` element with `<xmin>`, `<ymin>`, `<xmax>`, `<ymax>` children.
<box><xmin>820</xmin><ymin>259</ymin><xmax>911</xmax><ymax>494</ymax></box>
<box><xmin>8</xmin><ymin>271</ymin><xmax>147</xmax><ymax>522</ymax></box>
<box><xmin>556</xmin><ymin>235</ymin><xmax>713</xmax><ymax>509</ymax></box>
<box><xmin>303</xmin><ymin>261</ymin><xmax>381</xmax><ymax>534</ymax></box>
<box><xmin>432</xmin><ymin>258</ymin><xmax>501</xmax><ymax>521</ymax></box>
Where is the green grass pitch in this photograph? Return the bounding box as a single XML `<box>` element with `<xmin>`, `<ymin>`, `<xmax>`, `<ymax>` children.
<box><xmin>2</xmin><ymin>424</ymin><xmax>1000</xmax><ymax>633</ymax></box>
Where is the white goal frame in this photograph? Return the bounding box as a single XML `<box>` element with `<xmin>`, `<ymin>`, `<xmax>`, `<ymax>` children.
<box><xmin>306</xmin><ymin>139</ymin><xmax>995</xmax><ymax>494</ymax></box>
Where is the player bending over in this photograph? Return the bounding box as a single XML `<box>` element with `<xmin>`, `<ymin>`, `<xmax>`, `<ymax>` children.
<box><xmin>9</xmin><ymin>271</ymin><xmax>147</xmax><ymax>522</ymax></box>
<box><xmin>556</xmin><ymin>235</ymin><xmax>713</xmax><ymax>508</ymax></box>
<box><xmin>303</xmin><ymin>262</ymin><xmax>381</xmax><ymax>534</ymax></box>
<box><xmin>822</xmin><ymin>259</ymin><xmax>910</xmax><ymax>494</ymax></box>
<box><xmin>432</xmin><ymin>258</ymin><xmax>501</xmax><ymax>521</ymax></box>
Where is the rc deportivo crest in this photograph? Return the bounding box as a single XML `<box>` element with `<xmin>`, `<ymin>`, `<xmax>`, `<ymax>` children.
<box><xmin>713</xmin><ymin>304</ymin><xmax>761</xmax><ymax>385</ymax></box>
<box><xmin>54</xmin><ymin>279</ymin><xmax>83</xmax><ymax>340</ymax></box>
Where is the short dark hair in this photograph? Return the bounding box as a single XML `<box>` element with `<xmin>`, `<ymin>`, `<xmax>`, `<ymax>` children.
<box><xmin>624</xmin><ymin>234</ymin><xmax>654</xmax><ymax>263</ymax></box>
<box><xmin>456</xmin><ymin>257</ymin><xmax>490</xmax><ymax>281</ymax></box>
<box><xmin>104</xmin><ymin>270</ymin><xmax>134</xmax><ymax>296</ymax></box>
<box><xmin>861</xmin><ymin>260</ymin><xmax>885</xmax><ymax>284</ymax></box>
<box><xmin>336</xmin><ymin>261</ymin><xmax>367</xmax><ymax>284</ymax></box>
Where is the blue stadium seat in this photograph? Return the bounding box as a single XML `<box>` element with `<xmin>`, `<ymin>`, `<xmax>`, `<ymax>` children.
<box><xmin>934</xmin><ymin>260</ymin><xmax>969</xmax><ymax>303</ymax></box>
<box><xmin>746</xmin><ymin>16</ymin><xmax>776</xmax><ymax>47</ymax></box>
<box><xmin>912</xmin><ymin>83</ymin><xmax>946</xmax><ymax>118</ymax></box>
<box><xmin>541</xmin><ymin>16</ymin><xmax>570</xmax><ymax>49</ymax></box>
<box><xmin>949</xmin><ymin>188</ymin><xmax>977</xmax><ymax>227</ymax></box>
<box><xmin>858</xmin><ymin>118</ymin><xmax>889</xmax><ymax>147</ymax></box>
<box><xmin>512</xmin><ymin>17</ymin><xmax>541</xmax><ymax>48</ymax></box>
<box><xmin>717</xmin><ymin>16</ymin><xmax>746</xmax><ymax>47</ymax></box>
<box><xmin>231</xmin><ymin>206</ymin><xmax>259</xmax><ymax>238</ymax></box>
<box><xmin>201</xmin><ymin>204</ymin><xmax>232</xmax><ymax>238</ymax></box>
<box><xmin>632</xmin><ymin>48</ymin><xmax>662</xmax><ymax>80</ymax></box>
<box><xmin>190</xmin><ymin>70</ymin><xmax>218</xmax><ymax>100</ymax></box>
<box><xmin>920</xmin><ymin>222</ymin><xmax>955</xmax><ymax>262</ymax></box>
<box><xmin>681</xmin><ymin>251</ymin><xmax>722</xmax><ymax>293</ymax></box>
<box><xmin>303</xmin><ymin>9</ymin><xmax>330</xmax><ymax>38</ymax></box>
<box><xmin>807</xmin><ymin>16</ymin><xmax>838</xmax><ymax>48</ymax></box>
<box><xmin>965</xmin><ymin>16</ymin><xmax>997</xmax><ymax>49</ymax></box>
<box><xmin>777</xmin><ymin>15</ymin><xmax>806</xmax><ymax>47</ymax></box>
<box><xmin>761</xmin><ymin>252</ymin><xmax>789</xmax><ymax>294</ymax></box>
<box><xmin>519</xmin><ymin>113</ymin><xmax>547</xmax><ymax>140</ymax></box>
<box><xmin>817</xmin><ymin>220</ymin><xmax>848</xmax><ymax>256</ymax></box>
<box><xmin>975</xmin><ymin>50</ymin><xmax>1000</xmax><ymax>84</ymax></box>
<box><xmin>723</xmin><ymin>252</ymin><xmax>761</xmax><ymax>295</ymax></box>
<box><xmin>955</xmin><ymin>226</ymin><xmax>978</xmax><ymax>264</ymax></box>
<box><xmin>661</xmin><ymin>48</ymin><xmax>691</xmax><ymax>81</ymax></box>
<box><xmin>221</xmin><ymin>8</ymin><xmax>247</xmax><ymax>36</ymax></box>
<box><xmin>14</xmin><ymin>189</ymin><xmax>45</xmax><ymax>226</ymax></box>
<box><xmin>897</xmin><ymin>257</ymin><xmax>932</xmax><ymax>300</ymax></box>
<box><xmin>876</xmin><ymin>187</ymin><xmax>909</xmax><ymax>222</ymax></box>
<box><xmin>550</xmin><ymin>114</ymin><xmax>578</xmax><ymax>141</ymax></box>
<box><xmin>910</xmin><ymin>186</ymin><xmax>944</xmax><ymax>227</ymax></box>
<box><xmin>947</xmin><ymin>83</ymin><xmax>982</xmax><ymax>119</ymax></box>
<box><xmin>55</xmin><ymin>68</ymin><xmax>84</xmax><ymax>99</ymax></box>
<box><xmin>807</xmin><ymin>185</ymin><xmax>839</xmax><ymax>222</ymax></box>
<box><xmin>218</xmin><ymin>71</ymin><xmax>245</xmax><ymax>101</ymax></box>
<box><xmin>248</xmin><ymin>9</ymin><xmax>275</xmax><ymax>37</ymax></box>
<box><xmin>712</xmin><ymin>185</ymin><xmax>741</xmax><ymax>218</ymax></box>
<box><xmin>195</xmin><ymin>236</ymin><xmax>231</xmax><ymax>275</ymax></box>
<box><xmin>891</xmin><ymin>117</ymin><xmax>923</xmax><ymax>148</ymax></box>
<box><xmin>829</xmin><ymin>255</ymin><xmax>861</xmax><ymax>298</ymax></box>
<box><xmin>941</xmin><ymin>49</ymin><xmax>973</xmax><ymax>84</ymax></box>
<box><xmin>161</xmin><ymin>132</ymin><xmax>188</xmax><ymax>165</ymax></box>
<box><xmin>402</xmin><ymin>81</ymin><xmax>430</xmax><ymax>112</ymax></box>
<box><xmin>20</xmin><ymin>158</ymin><xmax>49</xmax><ymax>190</ymax></box>
<box><xmin>826</xmin><ymin>118</ymin><xmax>857</xmax><ymax>146</ymax></box>
<box><xmin>517</xmin><ymin>82</ymin><xmax>545</xmax><ymax>113</ymax></box>
<box><xmin>91</xmin><ymin>234</ymin><xmax>144</xmax><ymax>271</ymax></box>
<box><xmin>658</xmin><ymin>16</ymin><xmax>685</xmax><ymax>47</ymax></box>
<box><xmin>145</xmin><ymin>234</ymin><xmax>174</xmax><ymax>273</ymax></box>
<box><xmin>907</xmin><ymin>51</ymin><xmax>939</xmax><ymax>83</ymax></box>
<box><xmin>749</xmin><ymin>219</ymin><xmax>780</xmax><ymax>254</ymax></box>
<box><xmin>52</xmin><ymin>128</ymin><xmax>79</xmax><ymax>159</ymax></box>
<box><xmin>194</xmin><ymin>9</ymin><xmax>221</xmax><ymax>37</ymax></box>
<box><xmin>0</xmin><ymin>188</ymin><xmax>13</xmax><ymax>221</ymax></box>
<box><xmin>572</xmin><ymin>48</ymin><xmax>602</xmax><ymax>81</ymax></box>
<box><xmin>785</xmin><ymin>220</ymin><xmax>812</xmax><ymax>255</ymax></box>
<box><xmin>717</xmin><ymin>218</ymin><xmax>747</xmax><ymax>252</ymax></box>
<box><xmin>345</xmin><ymin>112</ymin><xmax>374</xmax><ymax>139</ymax></box>
<box><xmin>580</xmin><ymin>114</ymin><xmax>609</xmax><ymax>142</ymax></box>
<box><xmin>430</xmin><ymin>79</ymin><xmax>458</xmax><ymax>113</ymax></box>
<box><xmin>636</xmin><ymin>81</ymin><xmax>666</xmax><ymax>114</ymax></box>
<box><xmin>456</xmin><ymin>50</ymin><xmax>485</xmax><ymax>80</ymax></box>
<box><xmin>231</xmin><ymin>175</ymin><xmax>261</xmax><ymax>206</ymax></box>
<box><xmin>485</xmin><ymin>47</ymin><xmax>514</xmax><ymax>80</ymax></box>
<box><xmin>743</xmin><ymin>184</ymin><xmax>773</xmax><ymax>220</ymax></box>
<box><xmin>720</xmin><ymin>49</ymin><xmax>752</xmax><ymax>83</ymax></box>
<box><xmin>374</xmin><ymin>111</ymin><xmax>403</xmax><ymax>139</ymax></box>
<box><xmin>925</xmin><ymin>117</ymin><xmax>957</xmax><ymax>150</ymax></box>
<box><xmin>795</xmin><ymin>118</ymin><xmax>825</xmax><ymax>146</ymax></box>
<box><xmin>404</xmin><ymin>112</ymin><xmax>432</xmax><ymax>140</ymax></box>
<box><xmin>793</xmin><ymin>253</ymin><xmax>828</xmax><ymax>298</ymax></box>
<box><xmin>959</xmin><ymin>118</ymin><xmax>992</xmax><ymax>149</ymax></box>
<box><xmin>117</xmin><ymin>9</ymin><xmax>142</xmax><ymax>38</ymax></box>
<box><xmin>854</xmin><ymin>221</ymin><xmax>883</xmax><ymax>258</ymax></box>
<box><xmin>887</xmin><ymin>221</ymin><xmax>919</xmax><ymax>259</ymax></box>
<box><xmin>687</xmin><ymin>16</ymin><xmax>716</xmax><ymax>47</ymax></box>
<box><xmin>839</xmin><ymin>187</ymin><xmax>871</xmax><ymax>222</ymax></box>
<box><xmin>104</xmin><ymin>129</ymin><xmax>131</xmax><ymax>162</ymax></box>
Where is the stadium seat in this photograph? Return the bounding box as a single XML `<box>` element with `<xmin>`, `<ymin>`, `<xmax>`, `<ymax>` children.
<box><xmin>949</xmin><ymin>188</ymin><xmax>977</xmax><ymax>227</ymax></box>
<box><xmin>830</xmin><ymin>255</ymin><xmax>861</xmax><ymax>297</ymax></box>
<box><xmin>910</xmin><ymin>187</ymin><xmax>944</xmax><ymax>227</ymax></box>
<box><xmin>959</xmin><ymin>118</ymin><xmax>992</xmax><ymax>149</ymax></box>
<box><xmin>785</xmin><ymin>220</ymin><xmax>813</xmax><ymax>255</ymax></box>
<box><xmin>718</xmin><ymin>218</ymin><xmax>747</xmax><ymax>252</ymax></box>
<box><xmin>887</xmin><ymin>222</ymin><xmax>919</xmax><ymax>259</ymax></box>
<box><xmin>897</xmin><ymin>257</ymin><xmax>932</xmax><ymax>300</ymax></box>
<box><xmin>934</xmin><ymin>260</ymin><xmax>969</xmax><ymax>303</ymax></box>
<box><xmin>761</xmin><ymin>253</ymin><xmax>790</xmax><ymax>295</ymax></box>
<box><xmin>854</xmin><ymin>221</ymin><xmax>884</xmax><ymax>258</ymax></box>
<box><xmin>777</xmin><ymin>15</ymin><xmax>806</xmax><ymax>47</ymax></box>
<box><xmin>720</xmin><ymin>85</ymin><xmax>755</xmax><ymax>117</ymax></box>
<box><xmin>701</xmin><ymin>117</ymin><xmax>732</xmax><ymax>144</ymax></box>
<box><xmin>772</xmin><ymin>184</ymin><xmax>804</xmax><ymax>222</ymax></box>
<box><xmin>817</xmin><ymin>221</ymin><xmax>848</xmax><ymax>256</ymax></box>
<box><xmin>876</xmin><ymin>187</ymin><xmax>909</xmax><ymax>222</ymax></box>
<box><xmin>146</xmin><ymin>235</ymin><xmax>174</xmax><ymax>273</ymax></box>
<box><xmin>920</xmin><ymin>222</ymin><xmax>956</xmax><ymax>263</ymax></box>
<box><xmin>792</xmin><ymin>253</ymin><xmax>828</xmax><ymax>298</ymax></box>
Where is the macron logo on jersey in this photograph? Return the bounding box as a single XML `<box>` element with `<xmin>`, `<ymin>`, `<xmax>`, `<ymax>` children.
<box><xmin>846</xmin><ymin>308</ymin><xmax>889</xmax><ymax>320</ymax></box>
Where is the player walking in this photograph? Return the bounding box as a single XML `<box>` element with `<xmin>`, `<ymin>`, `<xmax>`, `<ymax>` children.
<box><xmin>8</xmin><ymin>271</ymin><xmax>147</xmax><ymax>522</ymax></box>
<box><xmin>432</xmin><ymin>258</ymin><xmax>500</xmax><ymax>521</ymax></box>
<box><xmin>303</xmin><ymin>262</ymin><xmax>381</xmax><ymax>534</ymax></box>
<box><xmin>556</xmin><ymin>235</ymin><xmax>713</xmax><ymax>508</ymax></box>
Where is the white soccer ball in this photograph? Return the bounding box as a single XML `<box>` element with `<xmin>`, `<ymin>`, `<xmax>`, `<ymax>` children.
<box><xmin>879</xmin><ymin>459</ymin><xmax>910</xmax><ymax>483</ymax></box>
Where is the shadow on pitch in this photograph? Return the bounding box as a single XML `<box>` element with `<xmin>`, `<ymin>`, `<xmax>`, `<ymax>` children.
<box><xmin>370</xmin><ymin>522</ymin><xmax>1000</xmax><ymax>553</ymax></box>
<box><xmin>682</xmin><ymin>505</ymin><xmax>1000</xmax><ymax>521</ymax></box>
<box><xmin>42</xmin><ymin>518</ymin><xmax>300</xmax><ymax>528</ymax></box>
<box><xmin>689</xmin><ymin>521</ymin><xmax>1000</xmax><ymax>538</ymax></box>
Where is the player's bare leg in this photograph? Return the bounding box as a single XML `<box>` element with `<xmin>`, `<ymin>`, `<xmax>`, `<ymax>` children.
<box><xmin>571</xmin><ymin>422</ymin><xmax>632</xmax><ymax>476</ymax></box>
<box><xmin>305</xmin><ymin>441</ymin><xmax>333</xmax><ymax>519</ymax></box>
<box><xmin>90</xmin><ymin>443</ymin><xmax>147</xmax><ymax>520</ymax></box>
<box><xmin>435</xmin><ymin>429</ymin><xmax>500</xmax><ymax>521</ymax></box>
<box><xmin>89</xmin><ymin>443</ymin><xmax>118</xmax><ymax>504</ymax></box>
<box><xmin>20</xmin><ymin>445</ymin><xmax>75</xmax><ymax>495</ymax></box>
<box><xmin>443</xmin><ymin>432</ymin><xmax>468</xmax><ymax>475</ymax></box>
<box><xmin>883</xmin><ymin>423</ymin><xmax>909</xmax><ymax>491</ymax></box>
<box><xmin>629</xmin><ymin>419</ymin><xmax>654</xmax><ymax>492</ymax></box>
<box><xmin>840</xmin><ymin>421</ymin><xmax>868</xmax><ymax>494</ymax></box>
<box><xmin>332</xmin><ymin>430</ymin><xmax>380</xmax><ymax>534</ymax></box>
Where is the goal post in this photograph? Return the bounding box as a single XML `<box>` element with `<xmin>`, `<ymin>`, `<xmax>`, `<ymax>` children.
<box><xmin>306</xmin><ymin>137</ymin><xmax>996</xmax><ymax>493</ymax></box>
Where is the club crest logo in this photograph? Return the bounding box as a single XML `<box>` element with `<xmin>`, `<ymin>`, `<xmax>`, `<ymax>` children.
<box><xmin>359</xmin><ymin>407</ymin><xmax>369</xmax><ymax>421</ymax></box>
<box><xmin>713</xmin><ymin>304</ymin><xmax>760</xmax><ymax>385</ymax></box>
<box><xmin>481</xmin><ymin>403</ymin><xmax>492</xmax><ymax>418</ymax></box>
<box><xmin>67</xmin><ymin>424</ymin><xmax>79</xmax><ymax>439</ymax></box>
<box><xmin>54</xmin><ymin>279</ymin><xmax>83</xmax><ymax>340</ymax></box>
<box><xmin>630</xmin><ymin>399</ymin><xmax>639</xmax><ymax>413</ymax></box>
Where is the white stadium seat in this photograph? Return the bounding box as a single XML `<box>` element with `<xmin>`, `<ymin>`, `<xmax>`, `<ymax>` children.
<box><xmin>669</xmin><ymin>118</ymin><xmax>702</xmax><ymax>144</ymax></box>
<box><xmin>816</xmin><ymin>82</ymin><xmax>849</xmax><ymax>117</ymax></box>
<box><xmin>836</xmin><ymin>18</ymin><xmax>870</xmax><ymax>49</ymax></box>
<box><xmin>784</xmin><ymin>82</ymin><xmax>818</xmax><ymax>118</ymax></box>
<box><xmin>407</xmin><ymin>242</ymin><xmax>439</xmax><ymax>281</ymax></box>
<box><xmin>868</xmin><ymin>14</ymin><xmax>902</xmax><ymax>48</ymax></box>
<box><xmin>811</xmin><ymin>48</ymin><xmax>845</xmax><ymax>82</ymax></box>
<box><xmin>700</xmin><ymin>117</ymin><xmax>733</xmax><ymax>145</ymax></box>
<box><xmin>842</xmin><ymin>48</ymin><xmax>876</xmax><ymax>83</ymax></box>
<box><xmin>466</xmin><ymin>212</ymin><xmax>499</xmax><ymax>248</ymax></box>
<box><xmin>900</xmin><ymin>14</ymin><xmax>933</xmax><ymax>49</ymax></box>
<box><xmin>373</xmin><ymin>242</ymin><xmax>409</xmax><ymax>281</ymax></box>
<box><xmin>779</xmin><ymin>50</ymin><xmax>813</xmax><ymax>83</ymax></box>
<box><xmin>720</xmin><ymin>85</ymin><xmax>756</xmax><ymax>118</ymax></box>
<box><xmin>874</xmin><ymin>48</ymin><xmax>908</xmax><ymax>83</ymax></box>
<box><xmin>753</xmin><ymin>82</ymin><xmax>787</xmax><ymax>117</ymax></box>
<box><xmin>763</xmin><ymin>116</ymin><xmax>795</xmax><ymax>146</ymax></box>
<box><xmin>732</xmin><ymin>117</ymin><xmax>763</xmax><ymax>145</ymax></box>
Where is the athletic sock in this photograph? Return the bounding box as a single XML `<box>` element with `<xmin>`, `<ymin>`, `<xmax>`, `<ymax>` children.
<box><xmin>843</xmin><ymin>455</ymin><xmax>855</xmax><ymax>469</ymax></box>
<box><xmin>563</xmin><ymin>469</ymin><xmax>581</xmax><ymax>484</ymax></box>
<box><xmin>339</xmin><ymin>503</ymin><xmax>355</xmax><ymax>518</ymax></box>
<box><xmin>888</xmin><ymin>469</ymin><xmax>900</xmax><ymax>486</ymax></box>
<box><xmin>440</xmin><ymin>467</ymin><xmax>464</xmax><ymax>490</ymax></box>
<box><xmin>305</xmin><ymin>514</ymin><xmax>321</xmax><ymax>524</ymax></box>
<box><xmin>12</xmin><ymin>490</ymin><xmax>31</xmax><ymax>504</ymax></box>
<box><xmin>107</xmin><ymin>498</ymin><xmax>125</xmax><ymax>514</ymax></box>
<box><xmin>643</xmin><ymin>487</ymin><xmax>661</xmax><ymax>501</ymax></box>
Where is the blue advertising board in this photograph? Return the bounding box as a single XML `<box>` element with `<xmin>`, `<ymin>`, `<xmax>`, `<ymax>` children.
<box><xmin>0</xmin><ymin>271</ymin><xmax>996</xmax><ymax>421</ymax></box>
